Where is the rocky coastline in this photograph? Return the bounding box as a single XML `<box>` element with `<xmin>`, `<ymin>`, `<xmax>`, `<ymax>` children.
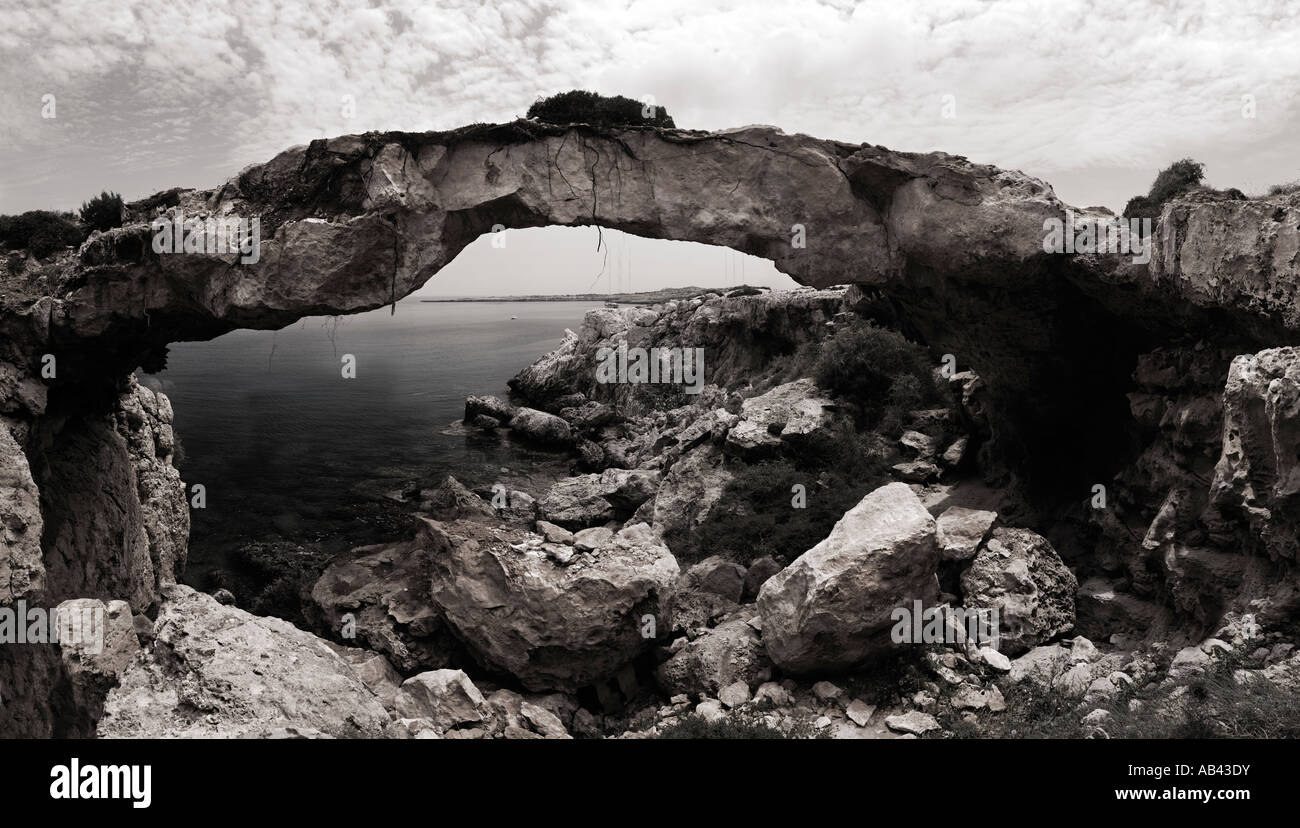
<box><xmin>3</xmin><ymin>119</ymin><xmax>1300</xmax><ymax>738</ymax></box>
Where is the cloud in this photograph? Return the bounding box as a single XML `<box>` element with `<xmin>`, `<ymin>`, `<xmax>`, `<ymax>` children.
<box><xmin>2</xmin><ymin>0</ymin><xmax>1298</xmax><ymax>214</ymax></box>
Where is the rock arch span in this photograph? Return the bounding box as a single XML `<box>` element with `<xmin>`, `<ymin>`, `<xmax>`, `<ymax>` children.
<box><xmin>4</xmin><ymin>118</ymin><xmax>1300</xmax><ymax>734</ymax></box>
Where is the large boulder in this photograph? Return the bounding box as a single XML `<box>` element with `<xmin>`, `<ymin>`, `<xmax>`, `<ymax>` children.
<box><xmin>510</xmin><ymin>407</ymin><xmax>573</xmax><ymax>445</ymax></box>
<box><xmin>393</xmin><ymin>669</ymin><xmax>487</xmax><ymax>733</ymax></box>
<box><xmin>960</xmin><ymin>527</ymin><xmax>1077</xmax><ymax>655</ymax></box>
<box><xmin>757</xmin><ymin>482</ymin><xmax>941</xmax><ymax>673</ymax></box>
<box><xmin>416</xmin><ymin>475</ymin><xmax>497</xmax><ymax>522</ymax></box>
<box><xmin>538</xmin><ymin>468</ymin><xmax>660</xmax><ymax>529</ymax></box>
<box><xmin>464</xmin><ymin>395</ymin><xmax>516</xmax><ymax>424</ymax></box>
<box><xmin>98</xmin><ymin>585</ymin><xmax>390</xmax><ymax>738</ymax></box>
<box><xmin>308</xmin><ymin>522</ymin><xmax>458</xmax><ymax>674</ymax></box>
<box><xmin>724</xmin><ymin>379</ymin><xmax>837</xmax><ymax>459</ymax></box>
<box><xmin>427</xmin><ymin>518</ymin><xmax>679</xmax><ymax>691</ymax></box>
<box><xmin>655</xmin><ymin>616</ymin><xmax>771</xmax><ymax>697</ymax></box>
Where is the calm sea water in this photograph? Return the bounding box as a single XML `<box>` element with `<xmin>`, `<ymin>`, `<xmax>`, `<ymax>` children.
<box><xmin>143</xmin><ymin>299</ymin><xmax>594</xmax><ymax>583</ymax></box>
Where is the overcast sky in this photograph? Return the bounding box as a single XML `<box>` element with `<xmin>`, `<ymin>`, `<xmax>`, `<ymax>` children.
<box><xmin>3</xmin><ymin>0</ymin><xmax>1297</xmax><ymax>295</ymax></box>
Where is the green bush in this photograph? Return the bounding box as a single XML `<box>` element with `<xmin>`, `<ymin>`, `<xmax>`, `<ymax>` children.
<box><xmin>1122</xmin><ymin>158</ymin><xmax>1205</xmax><ymax>223</ymax></box>
<box><xmin>527</xmin><ymin>90</ymin><xmax>675</xmax><ymax>129</ymax></box>
<box><xmin>79</xmin><ymin>190</ymin><xmax>124</xmax><ymax>232</ymax></box>
<box><xmin>0</xmin><ymin>210</ymin><xmax>87</xmax><ymax>258</ymax></box>
<box><xmin>813</xmin><ymin>320</ymin><xmax>941</xmax><ymax>432</ymax></box>
<box><xmin>672</xmin><ymin>425</ymin><xmax>889</xmax><ymax>566</ymax></box>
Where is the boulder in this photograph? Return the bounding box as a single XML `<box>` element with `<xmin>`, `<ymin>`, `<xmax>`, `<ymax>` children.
<box><xmin>960</xmin><ymin>527</ymin><xmax>1077</xmax><ymax>656</ymax></box>
<box><xmin>655</xmin><ymin>617</ymin><xmax>771</xmax><ymax>698</ymax></box>
<box><xmin>427</xmin><ymin>518</ymin><xmax>678</xmax><ymax>691</ymax></box>
<box><xmin>681</xmin><ymin>556</ymin><xmax>746</xmax><ymax>604</ymax></box>
<box><xmin>757</xmin><ymin>482</ymin><xmax>941</xmax><ymax>673</ymax></box>
<box><xmin>98</xmin><ymin>585</ymin><xmax>390</xmax><ymax>738</ymax></box>
<box><xmin>308</xmin><ymin>523</ymin><xmax>456</xmax><ymax>674</ymax></box>
<box><xmin>464</xmin><ymin>395</ymin><xmax>516</xmax><ymax>424</ymax></box>
<box><xmin>935</xmin><ymin>506</ymin><xmax>997</xmax><ymax>561</ymax></box>
<box><xmin>416</xmin><ymin>475</ymin><xmax>496</xmax><ymax>522</ymax></box>
<box><xmin>394</xmin><ymin>669</ymin><xmax>487</xmax><ymax>733</ymax></box>
<box><xmin>510</xmin><ymin>407</ymin><xmax>573</xmax><ymax>445</ymax></box>
<box><xmin>724</xmin><ymin>379</ymin><xmax>837</xmax><ymax>458</ymax></box>
<box><xmin>538</xmin><ymin>468</ymin><xmax>660</xmax><ymax>529</ymax></box>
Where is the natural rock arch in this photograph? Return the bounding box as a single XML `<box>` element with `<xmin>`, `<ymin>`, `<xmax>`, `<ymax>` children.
<box><xmin>4</xmin><ymin>119</ymin><xmax>1300</xmax><ymax>734</ymax></box>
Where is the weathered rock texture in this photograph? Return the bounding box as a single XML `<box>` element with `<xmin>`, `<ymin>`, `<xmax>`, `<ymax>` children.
<box><xmin>426</xmin><ymin>517</ymin><xmax>678</xmax><ymax>691</ymax></box>
<box><xmin>98</xmin><ymin>585</ymin><xmax>390</xmax><ymax>738</ymax></box>
<box><xmin>758</xmin><ymin>482</ymin><xmax>941</xmax><ymax>673</ymax></box>
<box><xmin>5</xmin><ymin>117</ymin><xmax>1300</xmax><ymax>734</ymax></box>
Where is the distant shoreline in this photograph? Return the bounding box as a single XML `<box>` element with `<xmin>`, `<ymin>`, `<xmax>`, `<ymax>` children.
<box><xmin>418</xmin><ymin>286</ymin><xmax>766</xmax><ymax>305</ymax></box>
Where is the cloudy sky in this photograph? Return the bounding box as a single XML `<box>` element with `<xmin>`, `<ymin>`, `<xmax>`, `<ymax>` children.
<box><xmin>3</xmin><ymin>0</ymin><xmax>1297</xmax><ymax>295</ymax></box>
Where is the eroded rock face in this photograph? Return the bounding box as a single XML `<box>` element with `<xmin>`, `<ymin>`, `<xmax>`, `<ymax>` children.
<box><xmin>0</xmin><ymin>419</ymin><xmax>43</xmax><ymax>604</ymax></box>
<box><xmin>757</xmin><ymin>482</ymin><xmax>941</xmax><ymax>673</ymax></box>
<box><xmin>426</xmin><ymin>517</ymin><xmax>678</xmax><ymax>691</ymax></box>
<box><xmin>98</xmin><ymin>585</ymin><xmax>390</xmax><ymax>738</ymax></box>
<box><xmin>1209</xmin><ymin>347</ymin><xmax>1300</xmax><ymax>562</ymax></box>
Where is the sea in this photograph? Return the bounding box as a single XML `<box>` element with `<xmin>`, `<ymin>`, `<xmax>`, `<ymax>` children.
<box><xmin>141</xmin><ymin>298</ymin><xmax>595</xmax><ymax>587</ymax></box>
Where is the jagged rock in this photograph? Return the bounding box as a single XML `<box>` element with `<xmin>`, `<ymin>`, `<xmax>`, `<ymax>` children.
<box><xmin>510</xmin><ymin>407</ymin><xmax>573</xmax><ymax>445</ymax></box>
<box><xmin>1209</xmin><ymin>347</ymin><xmax>1300</xmax><ymax>562</ymax></box>
<box><xmin>55</xmin><ymin>598</ymin><xmax>138</xmax><ymax>721</ymax></box>
<box><xmin>900</xmin><ymin>430</ymin><xmax>939</xmax><ymax>459</ymax></box>
<box><xmin>655</xmin><ymin>617</ymin><xmax>771</xmax><ymax>698</ymax></box>
<box><xmin>753</xmin><ymin>682</ymin><xmax>792</xmax><ymax>707</ymax></box>
<box><xmin>978</xmin><ymin>646</ymin><xmax>1011</xmax><ymax>672</ymax></box>
<box><xmin>651</xmin><ymin>445</ymin><xmax>733</xmax><ymax>546</ymax></box>
<box><xmin>308</xmin><ymin>521</ymin><xmax>456</xmax><ymax>674</ymax></box>
<box><xmin>891</xmin><ymin>460</ymin><xmax>940</xmax><ymax>483</ymax></box>
<box><xmin>681</xmin><ymin>556</ymin><xmax>746</xmax><ymax>604</ymax></box>
<box><xmin>98</xmin><ymin>585</ymin><xmax>390</xmax><ymax>738</ymax></box>
<box><xmin>395</xmin><ymin>669</ymin><xmax>487</xmax><ymax>733</ymax></box>
<box><xmin>845</xmin><ymin>700</ymin><xmax>875</xmax><ymax>726</ymax></box>
<box><xmin>885</xmin><ymin>711</ymin><xmax>939</xmax><ymax>736</ymax></box>
<box><xmin>539</xmin><ymin>468</ymin><xmax>659</xmax><ymax>529</ymax></box>
<box><xmin>427</xmin><ymin>518</ymin><xmax>677</xmax><ymax>691</ymax></box>
<box><xmin>719</xmin><ymin>681</ymin><xmax>751</xmax><ymax>709</ymax></box>
<box><xmin>0</xmin><ymin>420</ymin><xmax>43</xmax><ymax>603</ymax></box>
<box><xmin>758</xmin><ymin>482</ymin><xmax>941</xmax><ymax>673</ymax></box>
<box><xmin>572</xmin><ymin>526</ymin><xmax>614</xmax><ymax>551</ymax></box>
<box><xmin>960</xmin><ymin>527</ymin><xmax>1077</xmax><ymax>656</ymax></box>
<box><xmin>941</xmin><ymin>437</ymin><xmax>968</xmax><ymax>467</ymax></box>
<box><xmin>465</xmin><ymin>395</ymin><xmax>516</xmax><ymax>424</ymax></box>
<box><xmin>560</xmin><ymin>401</ymin><xmax>618</xmax><ymax>431</ymax></box>
<box><xmin>536</xmin><ymin>520</ymin><xmax>574</xmax><ymax>545</ymax></box>
<box><xmin>417</xmin><ymin>475</ymin><xmax>496</xmax><ymax>521</ymax></box>
<box><xmin>575</xmin><ymin>438</ymin><xmax>604</xmax><ymax>469</ymax></box>
<box><xmin>327</xmin><ymin>644</ymin><xmax>404</xmax><ymax>710</ymax></box>
<box><xmin>470</xmin><ymin>414</ymin><xmax>500</xmax><ymax>430</ymax></box>
<box><xmin>667</xmin><ymin>589</ymin><xmax>740</xmax><ymax>638</ymax></box>
<box><xmin>1007</xmin><ymin>644</ymin><xmax>1070</xmax><ymax>689</ymax></box>
<box><xmin>935</xmin><ymin>506</ymin><xmax>997</xmax><ymax>561</ymax></box>
<box><xmin>724</xmin><ymin>379</ymin><xmax>837</xmax><ymax>459</ymax></box>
